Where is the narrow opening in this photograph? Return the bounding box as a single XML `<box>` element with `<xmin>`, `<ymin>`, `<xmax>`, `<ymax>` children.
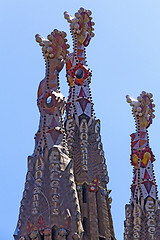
<box><xmin>52</xmin><ymin>226</ymin><xmax>57</xmax><ymax>240</ymax></box>
<box><xmin>82</xmin><ymin>184</ymin><xmax>87</xmax><ymax>203</ymax></box>
<box><xmin>99</xmin><ymin>238</ymin><xmax>105</xmax><ymax>240</ymax></box>
<box><xmin>83</xmin><ymin>217</ymin><xmax>88</xmax><ymax>236</ymax></box>
<box><xmin>96</xmin><ymin>190</ymin><xmax>105</xmax><ymax>236</ymax></box>
<box><xmin>40</xmin><ymin>233</ymin><xmax>44</xmax><ymax>240</ymax></box>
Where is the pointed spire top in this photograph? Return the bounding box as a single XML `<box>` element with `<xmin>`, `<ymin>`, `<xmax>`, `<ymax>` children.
<box><xmin>35</xmin><ymin>29</ymin><xmax>70</xmax><ymax>62</ymax></box>
<box><xmin>126</xmin><ymin>91</ymin><xmax>155</xmax><ymax>129</ymax></box>
<box><xmin>64</xmin><ymin>7</ymin><xmax>95</xmax><ymax>47</ymax></box>
<box><xmin>124</xmin><ymin>91</ymin><xmax>159</xmax><ymax>239</ymax></box>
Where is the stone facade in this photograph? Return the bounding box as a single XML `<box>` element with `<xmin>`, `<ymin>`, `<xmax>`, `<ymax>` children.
<box><xmin>14</xmin><ymin>29</ymin><xmax>83</xmax><ymax>240</ymax></box>
<box><xmin>64</xmin><ymin>8</ymin><xmax>115</xmax><ymax>240</ymax></box>
<box><xmin>14</xmin><ymin>7</ymin><xmax>115</xmax><ymax>240</ymax></box>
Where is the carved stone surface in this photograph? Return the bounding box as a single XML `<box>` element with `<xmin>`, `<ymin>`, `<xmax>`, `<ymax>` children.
<box><xmin>14</xmin><ymin>29</ymin><xmax>83</xmax><ymax>240</ymax></box>
<box><xmin>64</xmin><ymin>8</ymin><xmax>115</xmax><ymax>240</ymax></box>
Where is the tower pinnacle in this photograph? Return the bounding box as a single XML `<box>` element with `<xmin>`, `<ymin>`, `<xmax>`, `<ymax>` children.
<box><xmin>124</xmin><ymin>91</ymin><xmax>160</xmax><ymax>239</ymax></box>
<box><xmin>14</xmin><ymin>8</ymin><xmax>116</xmax><ymax>240</ymax></box>
<box><xmin>14</xmin><ymin>30</ymin><xmax>83</xmax><ymax>240</ymax></box>
<box><xmin>64</xmin><ymin>8</ymin><xmax>115</xmax><ymax>240</ymax></box>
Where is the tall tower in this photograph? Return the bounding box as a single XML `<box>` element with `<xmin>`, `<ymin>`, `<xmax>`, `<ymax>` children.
<box><xmin>64</xmin><ymin>8</ymin><xmax>115</xmax><ymax>240</ymax></box>
<box><xmin>14</xmin><ymin>30</ymin><xmax>83</xmax><ymax>240</ymax></box>
<box><xmin>124</xmin><ymin>92</ymin><xmax>160</xmax><ymax>239</ymax></box>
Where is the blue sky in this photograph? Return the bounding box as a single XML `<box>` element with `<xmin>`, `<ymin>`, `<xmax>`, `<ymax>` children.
<box><xmin>1</xmin><ymin>0</ymin><xmax>160</xmax><ymax>239</ymax></box>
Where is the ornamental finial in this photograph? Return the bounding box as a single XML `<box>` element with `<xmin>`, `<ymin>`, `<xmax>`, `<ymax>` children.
<box><xmin>126</xmin><ymin>91</ymin><xmax>155</xmax><ymax>130</ymax></box>
<box><xmin>124</xmin><ymin>91</ymin><xmax>159</xmax><ymax>240</ymax></box>
<box><xmin>35</xmin><ymin>29</ymin><xmax>70</xmax><ymax>62</ymax></box>
<box><xmin>64</xmin><ymin>7</ymin><xmax>95</xmax><ymax>47</ymax></box>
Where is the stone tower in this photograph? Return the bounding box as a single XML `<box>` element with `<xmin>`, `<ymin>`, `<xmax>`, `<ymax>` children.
<box><xmin>124</xmin><ymin>92</ymin><xmax>160</xmax><ymax>239</ymax></box>
<box><xmin>14</xmin><ymin>7</ymin><xmax>116</xmax><ymax>240</ymax></box>
<box><xmin>64</xmin><ymin>8</ymin><xmax>115</xmax><ymax>240</ymax></box>
<box><xmin>14</xmin><ymin>29</ymin><xmax>83</xmax><ymax>240</ymax></box>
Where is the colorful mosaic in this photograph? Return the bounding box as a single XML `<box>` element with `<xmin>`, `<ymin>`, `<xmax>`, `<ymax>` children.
<box><xmin>14</xmin><ymin>29</ymin><xmax>83</xmax><ymax>240</ymax></box>
<box><xmin>64</xmin><ymin>7</ymin><xmax>94</xmax><ymax>121</ymax></box>
<box><xmin>14</xmin><ymin>7</ymin><xmax>121</xmax><ymax>240</ymax></box>
<box><xmin>34</xmin><ymin>30</ymin><xmax>69</xmax><ymax>155</ymax></box>
<box><xmin>124</xmin><ymin>92</ymin><xmax>160</xmax><ymax>240</ymax></box>
<box><xmin>64</xmin><ymin>8</ymin><xmax>115</xmax><ymax>240</ymax></box>
<box><xmin>64</xmin><ymin>8</ymin><xmax>109</xmax><ymax>184</ymax></box>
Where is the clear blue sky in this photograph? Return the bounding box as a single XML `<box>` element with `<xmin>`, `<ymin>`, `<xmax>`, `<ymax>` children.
<box><xmin>1</xmin><ymin>0</ymin><xmax>160</xmax><ymax>239</ymax></box>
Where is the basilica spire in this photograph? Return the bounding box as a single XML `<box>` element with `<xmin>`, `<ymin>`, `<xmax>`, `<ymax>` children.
<box><xmin>124</xmin><ymin>91</ymin><xmax>160</xmax><ymax>239</ymax></box>
<box><xmin>14</xmin><ymin>29</ymin><xmax>83</xmax><ymax>240</ymax></box>
<box><xmin>64</xmin><ymin>8</ymin><xmax>115</xmax><ymax>240</ymax></box>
